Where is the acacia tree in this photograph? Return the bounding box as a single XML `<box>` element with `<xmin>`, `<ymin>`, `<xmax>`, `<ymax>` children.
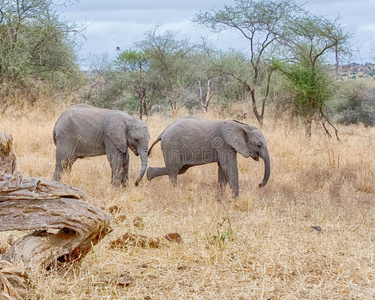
<box><xmin>188</xmin><ymin>49</ymin><xmax>214</xmax><ymax>113</ymax></box>
<box><xmin>274</xmin><ymin>13</ymin><xmax>350</xmax><ymax>138</ymax></box>
<box><xmin>115</xmin><ymin>50</ymin><xmax>150</xmax><ymax>119</ymax></box>
<box><xmin>0</xmin><ymin>0</ymin><xmax>82</xmax><ymax>100</ymax></box>
<box><xmin>136</xmin><ymin>27</ymin><xmax>195</xmax><ymax>116</ymax></box>
<box><xmin>194</xmin><ymin>0</ymin><xmax>303</xmax><ymax>125</ymax></box>
<box><xmin>185</xmin><ymin>40</ymin><xmax>220</xmax><ymax>113</ymax></box>
<box><xmin>83</xmin><ymin>53</ymin><xmax>113</xmax><ymax>107</ymax></box>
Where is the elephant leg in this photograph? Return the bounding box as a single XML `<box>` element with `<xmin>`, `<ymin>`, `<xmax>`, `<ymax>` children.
<box><xmin>148</xmin><ymin>149</ymin><xmax>182</xmax><ymax>186</ymax></box>
<box><xmin>147</xmin><ymin>167</ymin><xmax>169</xmax><ymax>180</ymax></box>
<box><xmin>65</xmin><ymin>157</ymin><xmax>77</xmax><ymax>172</ymax></box>
<box><xmin>53</xmin><ymin>143</ymin><xmax>77</xmax><ymax>181</ymax></box>
<box><xmin>105</xmin><ymin>141</ymin><xmax>127</xmax><ymax>186</ymax></box>
<box><xmin>108</xmin><ymin>152</ymin><xmax>125</xmax><ymax>186</ymax></box>
<box><xmin>178</xmin><ymin>165</ymin><xmax>191</xmax><ymax>175</ymax></box>
<box><xmin>168</xmin><ymin>172</ymin><xmax>178</xmax><ymax>187</ymax></box>
<box><xmin>53</xmin><ymin>158</ymin><xmax>64</xmax><ymax>181</ymax></box>
<box><xmin>166</xmin><ymin>163</ymin><xmax>182</xmax><ymax>187</ymax></box>
<box><xmin>217</xmin><ymin>163</ymin><xmax>229</xmax><ymax>188</ymax></box>
<box><xmin>147</xmin><ymin>165</ymin><xmax>184</xmax><ymax>186</ymax></box>
<box><xmin>219</xmin><ymin>153</ymin><xmax>239</xmax><ymax>197</ymax></box>
<box><xmin>121</xmin><ymin>151</ymin><xmax>130</xmax><ymax>185</ymax></box>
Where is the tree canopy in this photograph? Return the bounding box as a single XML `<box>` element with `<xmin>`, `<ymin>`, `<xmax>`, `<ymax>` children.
<box><xmin>194</xmin><ymin>0</ymin><xmax>304</xmax><ymax>125</ymax></box>
<box><xmin>194</xmin><ymin>0</ymin><xmax>350</xmax><ymax>137</ymax></box>
<box><xmin>1</xmin><ymin>0</ymin><xmax>364</xmax><ymax>138</ymax></box>
<box><xmin>0</xmin><ymin>0</ymin><xmax>83</xmax><ymax>101</ymax></box>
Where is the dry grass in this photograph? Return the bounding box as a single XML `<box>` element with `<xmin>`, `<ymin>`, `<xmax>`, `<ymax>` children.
<box><xmin>1</xmin><ymin>102</ymin><xmax>375</xmax><ymax>299</ymax></box>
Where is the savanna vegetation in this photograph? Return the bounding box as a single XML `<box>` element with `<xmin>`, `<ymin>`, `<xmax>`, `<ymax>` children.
<box><xmin>1</xmin><ymin>103</ymin><xmax>375</xmax><ymax>299</ymax></box>
<box><xmin>1</xmin><ymin>0</ymin><xmax>375</xmax><ymax>299</ymax></box>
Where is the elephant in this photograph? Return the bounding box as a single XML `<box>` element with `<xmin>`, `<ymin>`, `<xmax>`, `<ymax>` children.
<box><xmin>147</xmin><ymin>117</ymin><xmax>270</xmax><ymax>196</ymax></box>
<box><xmin>52</xmin><ymin>104</ymin><xmax>150</xmax><ymax>186</ymax></box>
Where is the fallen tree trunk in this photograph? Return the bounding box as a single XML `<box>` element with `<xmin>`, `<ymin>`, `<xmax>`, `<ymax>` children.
<box><xmin>0</xmin><ymin>132</ymin><xmax>111</xmax><ymax>299</ymax></box>
<box><xmin>0</xmin><ymin>198</ymin><xmax>111</xmax><ymax>269</ymax></box>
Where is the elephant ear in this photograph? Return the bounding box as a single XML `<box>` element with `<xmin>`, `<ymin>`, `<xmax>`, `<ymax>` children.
<box><xmin>103</xmin><ymin>112</ymin><xmax>128</xmax><ymax>152</ymax></box>
<box><xmin>221</xmin><ymin>121</ymin><xmax>250</xmax><ymax>158</ymax></box>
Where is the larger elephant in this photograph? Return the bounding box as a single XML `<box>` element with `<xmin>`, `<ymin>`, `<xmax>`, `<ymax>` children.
<box><xmin>52</xmin><ymin>104</ymin><xmax>150</xmax><ymax>186</ymax></box>
<box><xmin>147</xmin><ymin>117</ymin><xmax>270</xmax><ymax>196</ymax></box>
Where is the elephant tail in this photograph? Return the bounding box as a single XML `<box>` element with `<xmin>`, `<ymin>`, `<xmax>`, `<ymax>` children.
<box><xmin>149</xmin><ymin>121</ymin><xmax>175</xmax><ymax>156</ymax></box>
<box><xmin>52</xmin><ymin>128</ymin><xmax>57</xmax><ymax>145</ymax></box>
<box><xmin>148</xmin><ymin>135</ymin><xmax>162</xmax><ymax>156</ymax></box>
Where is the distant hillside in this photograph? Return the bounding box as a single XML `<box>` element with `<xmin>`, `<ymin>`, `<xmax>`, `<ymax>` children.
<box><xmin>337</xmin><ymin>63</ymin><xmax>375</xmax><ymax>80</ymax></box>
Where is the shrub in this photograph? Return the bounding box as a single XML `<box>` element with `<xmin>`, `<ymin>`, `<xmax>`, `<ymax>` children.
<box><xmin>332</xmin><ymin>79</ymin><xmax>375</xmax><ymax>126</ymax></box>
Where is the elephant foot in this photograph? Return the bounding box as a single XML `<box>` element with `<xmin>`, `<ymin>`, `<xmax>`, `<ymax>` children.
<box><xmin>111</xmin><ymin>180</ymin><xmax>121</xmax><ymax>187</ymax></box>
<box><xmin>52</xmin><ymin>172</ymin><xmax>61</xmax><ymax>182</ymax></box>
<box><xmin>147</xmin><ymin>168</ymin><xmax>155</xmax><ymax>181</ymax></box>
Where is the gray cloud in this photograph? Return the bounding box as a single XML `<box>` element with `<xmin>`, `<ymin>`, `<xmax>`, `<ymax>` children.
<box><xmin>59</xmin><ymin>0</ymin><xmax>375</xmax><ymax>65</ymax></box>
<box><xmin>62</xmin><ymin>0</ymin><xmax>227</xmax><ymax>12</ymax></box>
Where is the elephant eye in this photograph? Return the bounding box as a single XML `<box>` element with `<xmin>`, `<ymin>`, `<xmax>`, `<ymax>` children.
<box><xmin>134</xmin><ymin>138</ymin><xmax>140</xmax><ymax>142</ymax></box>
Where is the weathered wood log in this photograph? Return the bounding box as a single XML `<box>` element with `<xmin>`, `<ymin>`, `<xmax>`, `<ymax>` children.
<box><xmin>0</xmin><ymin>132</ymin><xmax>111</xmax><ymax>299</ymax></box>
<box><xmin>0</xmin><ymin>177</ymin><xmax>84</xmax><ymax>200</ymax></box>
<box><xmin>0</xmin><ymin>198</ymin><xmax>111</xmax><ymax>269</ymax></box>
<box><xmin>0</xmin><ymin>133</ymin><xmax>83</xmax><ymax>201</ymax></box>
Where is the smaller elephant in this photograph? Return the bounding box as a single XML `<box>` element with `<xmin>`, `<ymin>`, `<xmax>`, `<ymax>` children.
<box><xmin>147</xmin><ymin>117</ymin><xmax>270</xmax><ymax>196</ymax></box>
<box><xmin>53</xmin><ymin>104</ymin><xmax>150</xmax><ymax>186</ymax></box>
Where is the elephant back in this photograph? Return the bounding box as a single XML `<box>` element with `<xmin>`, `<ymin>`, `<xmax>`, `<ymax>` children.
<box><xmin>53</xmin><ymin>104</ymin><xmax>110</xmax><ymax>144</ymax></box>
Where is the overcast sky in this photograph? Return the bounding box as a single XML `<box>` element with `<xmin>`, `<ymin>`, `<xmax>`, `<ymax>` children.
<box><xmin>58</xmin><ymin>0</ymin><xmax>375</xmax><ymax>67</ymax></box>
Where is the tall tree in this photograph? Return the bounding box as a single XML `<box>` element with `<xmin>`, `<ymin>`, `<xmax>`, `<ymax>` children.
<box><xmin>0</xmin><ymin>0</ymin><xmax>82</xmax><ymax>100</ymax></box>
<box><xmin>194</xmin><ymin>0</ymin><xmax>302</xmax><ymax>125</ymax></box>
<box><xmin>115</xmin><ymin>49</ymin><xmax>150</xmax><ymax>119</ymax></box>
<box><xmin>136</xmin><ymin>26</ymin><xmax>195</xmax><ymax>116</ymax></box>
<box><xmin>274</xmin><ymin>13</ymin><xmax>350</xmax><ymax>138</ymax></box>
<box><xmin>187</xmin><ymin>42</ymin><xmax>218</xmax><ymax>113</ymax></box>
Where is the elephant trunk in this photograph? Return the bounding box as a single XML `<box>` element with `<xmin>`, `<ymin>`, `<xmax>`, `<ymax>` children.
<box><xmin>135</xmin><ymin>149</ymin><xmax>148</xmax><ymax>186</ymax></box>
<box><xmin>259</xmin><ymin>152</ymin><xmax>270</xmax><ymax>187</ymax></box>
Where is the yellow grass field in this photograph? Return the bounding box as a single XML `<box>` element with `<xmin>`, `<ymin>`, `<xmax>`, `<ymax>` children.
<box><xmin>1</xmin><ymin>102</ymin><xmax>375</xmax><ymax>299</ymax></box>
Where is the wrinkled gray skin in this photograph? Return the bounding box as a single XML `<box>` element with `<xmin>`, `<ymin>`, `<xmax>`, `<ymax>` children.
<box><xmin>53</xmin><ymin>104</ymin><xmax>150</xmax><ymax>186</ymax></box>
<box><xmin>147</xmin><ymin>117</ymin><xmax>270</xmax><ymax>196</ymax></box>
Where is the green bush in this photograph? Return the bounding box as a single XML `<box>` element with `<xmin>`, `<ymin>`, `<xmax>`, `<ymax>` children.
<box><xmin>332</xmin><ymin>79</ymin><xmax>375</xmax><ymax>126</ymax></box>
